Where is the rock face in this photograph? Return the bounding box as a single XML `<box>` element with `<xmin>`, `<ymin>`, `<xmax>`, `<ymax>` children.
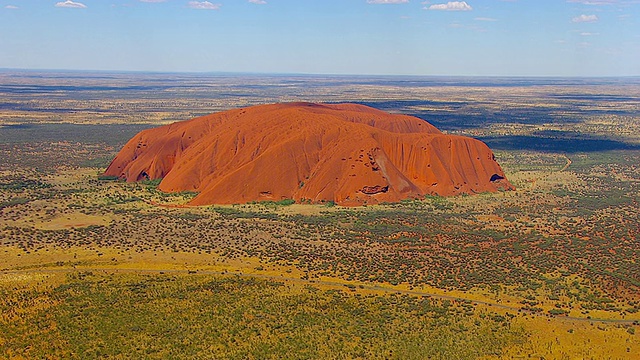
<box><xmin>104</xmin><ymin>102</ymin><xmax>513</xmax><ymax>206</ymax></box>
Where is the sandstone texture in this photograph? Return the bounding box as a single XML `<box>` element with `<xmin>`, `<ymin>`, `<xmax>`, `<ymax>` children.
<box><xmin>105</xmin><ymin>102</ymin><xmax>513</xmax><ymax>206</ymax></box>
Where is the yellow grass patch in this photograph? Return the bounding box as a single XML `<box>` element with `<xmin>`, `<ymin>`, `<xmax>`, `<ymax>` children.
<box><xmin>35</xmin><ymin>213</ymin><xmax>111</xmax><ymax>230</ymax></box>
<box><xmin>500</xmin><ymin>316</ymin><xmax>638</xmax><ymax>359</ymax></box>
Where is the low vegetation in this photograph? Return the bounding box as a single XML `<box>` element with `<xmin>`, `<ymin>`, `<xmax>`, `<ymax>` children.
<box><xmin>1</xmin><ymin>73</ymin><xmax>639</xmax><ymax>358</ymax></box>
<box><xmin>0</xmin><ymin>272</ymin><xmax>525</xmax><ymax>359</ymax></box>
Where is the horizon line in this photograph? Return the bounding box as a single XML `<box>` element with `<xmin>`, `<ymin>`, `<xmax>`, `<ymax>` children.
<box><xmin>1</xmin><ymin>68</ymin><xmax>639</xmax><ymax>79</ymax></box>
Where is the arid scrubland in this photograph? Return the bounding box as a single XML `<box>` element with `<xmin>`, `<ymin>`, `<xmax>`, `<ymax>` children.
<box><xmin>1</xmin><ymin>71</ymin><xmax>638</xmax><ymax>359</ymax></box>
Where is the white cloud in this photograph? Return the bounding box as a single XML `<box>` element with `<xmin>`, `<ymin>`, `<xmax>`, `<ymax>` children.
<box><xmin>55</xmin><ymin>1</ymin><xmax>87</xmax><ymax>8</ymax></box>
<box><xmin>567</xmin><ymin>0</ymin><xmax>616</xmax><ymax>5</ymax></box>
<box><xmin>5</xmin><ymin>5</ymin><xmax>18</xmax><ymax>9</ymax></box>
<box><xmin>427</xmin><ymin>1</ymin><xmax>473</xmax><ymax>11</ymax></box>
<box><xmin>572</xmin><ymin>14</ymin><xmax>598</xmax><ymax>22</ymax></box>
<box><xmin>580</xmin><ymin>32</ymin><xmax>599</xmax><ymax>35</ymax></box>
<box><xmin>249</xmin><ymin>0</ymin><xmax>267</xmax><ymax>4</ymax></box>
<box><xmin>475</xmin><ymin>17</ymin><xmax>496</xmax><ymax>21</ymax></box>
<box><xmin>367</xmin><ymin>0</ymin><xmax>409</xmax><ymax>4</ymax></box>
<box><xmin>188</xmin><ymin>1</ymin><xmax>221</xmax><ymax>9</ymax></box>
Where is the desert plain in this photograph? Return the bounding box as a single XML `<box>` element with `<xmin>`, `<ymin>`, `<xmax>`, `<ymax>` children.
<box><xmin>1</xmin><ymin>71</ymin><xmax>639</xmax><ymax>359</ymax></box>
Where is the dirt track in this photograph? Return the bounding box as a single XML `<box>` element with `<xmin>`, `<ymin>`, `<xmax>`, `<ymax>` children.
<box><xmin>4</xmin><ymin>266</ymin><xmax>637</xmax><ymax>325</ymax></box>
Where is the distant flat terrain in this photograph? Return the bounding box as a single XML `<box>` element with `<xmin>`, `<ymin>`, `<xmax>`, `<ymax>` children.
<box><xmin>2</xmin><ymin>70</ymin><xmax>639</xmax><ymax>138</ymax></box>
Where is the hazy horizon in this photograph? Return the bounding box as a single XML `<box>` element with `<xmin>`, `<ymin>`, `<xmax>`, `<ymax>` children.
<box><xmin>3</xmin><ymin>68</ymin><xmax>640</xmax><ymax>80</ymax></box>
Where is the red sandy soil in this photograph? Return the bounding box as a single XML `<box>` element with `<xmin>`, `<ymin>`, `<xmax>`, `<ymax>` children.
<box><xmin>105</xmin><ymin>102</ymin><xmax>513</xmax><ymax>206</ymax></box>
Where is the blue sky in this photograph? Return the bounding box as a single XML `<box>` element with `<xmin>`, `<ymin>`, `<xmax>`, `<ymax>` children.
<box><xmin>1</xmin><ymin>0</ymin><xmax>639</xmax><ymax>76</ymax></box>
